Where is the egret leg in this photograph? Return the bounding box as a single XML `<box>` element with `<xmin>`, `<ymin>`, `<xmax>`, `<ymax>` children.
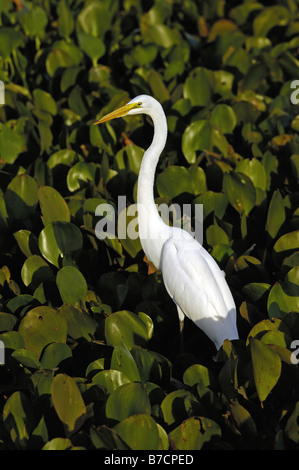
<box><xmin>177</xmin><ymin>306</ymin><xmax>185</xmax><ymax>352</ymax></box>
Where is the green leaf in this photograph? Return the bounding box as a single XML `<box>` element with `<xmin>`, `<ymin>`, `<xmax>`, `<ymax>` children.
<box><xmin>14</xmin><ymin>230</ymin><xmax>39</xmax><ymax>258</ymax></box>
<box><xmin>21</xmin><ymin>255</ymin><xmax>54</xmax><ymax>290</ymax></box>
<box><xmin>223</xmin><ymin>171</ymin><xmax>256</xmax><ymax>215</ymax></box>
<box><xmin>42</xmin><ymin>438</ymin><xmax>73</xmax><ymax>450</ymax></box>
<box><xmin>235</xmin><ymin>158</ymin><xmax>267</xmax><ymax>191</ymax></box>
<box><xmin>3</xmin><ymin>392</ymin><xmax>34</xmax><ymax>449</ymax></box>
<box><xmin>183</xmin><ymin>68</ymin><xmax>214</xmax><ymax>106</ymax></box>
<box><xmin>183</xmin><ymin>364</ymin><xmax>217</xmax><ymax>389</ymax></box>
<box><xmin>5</xmin><ymin>174</ymin><xmax>38</xmax><ymax>220</ymax></box>
<box><xmin>114</xmin><ymin>414</ymin><xmax>160</xmax><ymax>450</ymax></box>
<box><xmin>57</xmin><ymin>0</ymin><xmax>74</xmax><ymax>38</ymax></box>
<box><xmin>182</xmin><ymin>120</ymin><xmax>212</xmax><ymax>163</ymax></box>
<box><xmin>253</xmin><ymin>6</ymin><xmax>290</xmax><ymax>37</ymax></box>
<box><xmin>67</xmin><ymin>162</ymin><xmax>98</xmax><ymax>192</ymax></box>
<box><xmin>40</xmin><ymin>342</ymin><xmax>72</xmax><ymax>369</ymax></box>
<box><xmin>38</xmin><ymin>186</ymin><xmax>70</xmax><ymax>226</ymax></box>
<box><xmin>59</xmin><ymin>304</ymin><xmax>97</xmax><ymax>340</ymax></box>
<box><xmin>110</xmin><ymin>342</ymin><xmax>141</xmax><ymax>382</ymax></box>
<box><xmin>38</xmin><ymin>221</ymin><xmax>83</xmax><ymax>268</ymax></box>
<box><xmin>78</xmin><ymin>32</ymin><xmax>105</xmax><ymax>65</ymax></box>
<box><xmin>33</xmin><ymin>89</ymin><xmax>57</xmax><ymax>115</ymax></box>
<box><xmin>18</xmin><ymin>5</ymin><xmax>48</xmax><ymax>37</ymax></box>
<box><xmin>46</xmin><ymin>40</ymin><xmax>83</xmax><ymax>77</ymax></box>
<box><xmin>0</xmin><ymin>312</ymin><xmax>17</xmax><ymax>332</ymax></box>
<box><xmin>18</xmin><ymin>306</ymin><xmax>67</xmax><ymax>358</ymax></box>
<box><xmin>169</xmin><ymin>417</ymin><xmax>221</xmax><ymax>450</ymax></box>
<box><xmin>210</xmin><ymin>104</ymin><xmax>237</xmax><ymax>134</ymax></box>
<box><xmin>157</xmin><ymin>165</ymin><xmax>206</xmax><ymax>198</ymax></box>
<box><xmin>265</xmin><ymin>190</ymin><xmax>285</xmax><ymax>239</ymax></box>
<box><xmin>274</xmin><ymin>231</ymin><xmax>299</xmax><ymax>262</ymax></box>
<box><xmin>92</xmin><ymin>370</ymin><xmax>130</xmax><ymax>393</ymax></box>
<box><xmin>250</xmin><ymin>337</ymin><xmax>282</xmax><ymax>404</ymax></box>
<box><xmin>51</xmin><ymin>373</ymin><xmax>86</xmax><ymax>433</ymax></box>
<box><xmin>105</xmin><ymin>383</ymin><xmax>151</xmax><ymax>422</ymax></box>
<box><xmin>161</xmin><ymin>389</ymin><xmax>201</xmax><ymax>426</ymax></box>
<box><xmin>56</xmin><ymin>266</ymin><xmax>87</xmax><ymax>307</ymax></box>
<box><xmin>267</xmin><ymin>267</ymin><xmax>299</xmax><ymax>319</ymax></box>
<box><xmin>105</xmin><ymin>310</ymin><xmax>151</xmax><ymax>349</ymax></box>
<box><xmin>0</xmin><ymin>122</ymin><xmax>27</xmax><ymax>164</ymax></box>
<box><xmin>11</xmin><ymin>348</ymin><xmax>41</xmax><ymax>369</ymax></box>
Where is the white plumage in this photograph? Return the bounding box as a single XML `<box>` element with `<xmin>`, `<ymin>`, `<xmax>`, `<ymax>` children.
<box><xmin>94</xmin><ymin>94</ymin><xmax>239</xmax><ymax>350</ymax></box>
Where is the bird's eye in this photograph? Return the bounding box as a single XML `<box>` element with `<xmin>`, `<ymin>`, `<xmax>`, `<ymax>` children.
<box><xmin>138</xmin><ymin>102</ymin><xmax>142</xmax><ymax>106</ymax></box>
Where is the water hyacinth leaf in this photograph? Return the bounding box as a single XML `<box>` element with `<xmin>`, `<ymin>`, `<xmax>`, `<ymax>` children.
<box><xmin>77</xmin><ymin>32</ymin><xmax>105</xmax><ymax>65</ymax></box>
<box><xmin>183</xmin><ymin>68</ymin><xmax>214</xmax><ymax>106</ymax></box>
<box><xmin>90</xmin><ymin>426</ymin><xmax>129</xmax><ymax>450</ymax></box>
<box><xmin>38</xmin><ymin>221</ymin><xmax>83</xmax><ymax>268</ymax></box>
<box><xmin>57</xmin><ymin>0</ymin><xmax>74</xmax><ymax>38</ymax></box>
<box><xmin>18</xmin><ymin>5</ymin><xmax>48</xmax><ymax>37</ymax></box>
<box><xmin>76</xmin><ymin>0</ymin><xmax>117</xmax><ymax>38</ymax></box>
<box><xmin>105</xmin><ymin>310</ymin><xmax>151</xmax><ymax>349</ymax></box>
<box><xmin>92</xmin><ymin>370</ymin><xmax>130</xmax><ymax>393</ymax></box>
<box><xmin>183</xmin><ymin>364</ymin><xmax>217</xmax><ymax>389</ymax></box>
<box><xmin>0</xmin><ymin>122</ymin><xmax>27</xmax><ymax>164</ymax></box>
<box><xmin>182</xmin><ymin>120</ymin><xmax>212</xmax><ymax>163</ymax></box>
<box><xmin>51</xmin><ymin>373</ymin><xmax>86</xmax><ymax>433</ymax></box>
<box><xmin>210</xmin><ymin>104</ymin><xmax>237</xmax><ymax>134</ymax></box>
<box><xmin>253</xmin><ymin>6</ymin><xmax>290</xmax><ymax>37</ymax></box>
<box><xmin>246</xmin><ymin>318</ymin><xmax>289</xmax><ymax>345</ymax></box>
<box><xmin>235</xmin><ymin>158</ymin><xmax>267</xmax><ymax>191</ymax></box>
<box><xmin>59</xmin><ymin>304</ymin><xmax>97</xmax><ymax>340</ymax></box>
<box><xmin>33</xmin><ymin>89</ymin><xmax>57</xmax><ymax>115</ymax></box>
<box><xmin>105</xmin><ymin>382</ymin><xmax>151</xmax><ymax>422</ymax></box>
<box><xmin>169</xmin><ymin>417</ymin><xmax>221</xmax><ymax>450</ymax></box>
<box><xmin>131</xmin><ymin>347</ymin><xmax>172</xmax><ymax>385</ymax></box>
<box><xmin>0</xmin><ymin>331</ymin><xmax>25</xmax><ymax>351</ymax></box>
<box><xmin>3</xmin><ymin>391</ymin><xmax>35</xmax><ymax>449</ymax></box>
<box><xmin>42</xmin><ymin>438</ymin><xmax>73</xmax><ymax>450</ymax></box>
<box><xmin>223</xmin><ymin>172</ymin><xmax>256</xmax><ymax>215</ymax></box>
<box><xmin>161</xmin><ymin>389</ymin><xmax>199</xmax><ymax>426</ymax></box>
<box><xmin>114</xmin><ymin>414</ymin><xmax>160</xmax><ymax>450</ymax></box>
<box><xmin>56</xmin><ymin>266</ymin><xmax>87</xmax><ymax>307</ymax></box>
<box><xmin>11</xmin><ymin>348</ymin><xmax>41</xmax><ymax>369</ymax></box>
<box><xmin>46</xmin><ymin>40</ymin><xmax>83</xmax><ymax>77</ymax></box>
<box><xmin>18</xmin><ymin>306</ymin><xmax>67</xmax><ymax>358</ymax></box>
<box><xmin>5</xmin><ymin>174</ymin><xmax>39</xmax><ymax>220</ymax></box>
<box><xmin>284</xmin><ymin>402</ymin><xmax>299</xmax><ymax>445</ymax></box>
<box><xmin>267</xmin><ymin>267</ymin><xmax>299</xmax><ymax>319</ymax></box>
<box><xmin>0</xmin><ymin>312</ymin><xmax>17</xmax><ymax>332</ymax></box>
<box><xmin>273</xmin><ymin>230</ymin><xmax>299</xmax><ymax>262</ymax></box>
<box><xmin>47</xmin><ymin>149</ymin><xmax>81</xmax><ymax>169</ymax></box>
<box><xmin>21</xmin><ymin>255</ymin><xmax>54</xmax><ymax>290</ymax></box>
<box><xmin>265</xmin><ymin>190</ymin><xmax>285</xmax><ymax>239</ymax></box>
<box><xmin>157</xmin><ymin>165</ymin><xmax>206</xmax><ymax>199</ymax></box>
<box><xmin>67</xmin><ymin>162</ymin><xmax>98</xmax><ymax>192</ymax></box>
<box><xmin>40</xmin><ymin>342</ymin><xmax>72</xmax><ymax>369</ymax></box>
<box><xmin>38</xmin><ymin>186</ymin><xmax>70</xmax><ymax>226</ymax></box>
<box><xmin>250</xmin><ymin>337</ymin><xmax>282</xmax><ymax>404</ymax></box>
<box><xmin>14</xmin><ymin>230</ymin><xmax>39</xmax><ymax>258</ymax></box>
<box><xmin>110</xmin><ymin>342</ymin><xmax>141</xmax><ymax>382</ymax></box>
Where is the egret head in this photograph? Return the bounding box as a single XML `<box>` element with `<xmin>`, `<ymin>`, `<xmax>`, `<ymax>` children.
<box><xmin>93</xmin><ymin>95</ymin><xmax>159</xmax><ymax>125</ymax></box>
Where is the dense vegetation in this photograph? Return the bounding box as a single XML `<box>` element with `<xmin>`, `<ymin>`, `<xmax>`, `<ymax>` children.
<box><xmin>0</xmin><ymin>0</ymin><xmax>299</xmax><ymax>450</ymax></box>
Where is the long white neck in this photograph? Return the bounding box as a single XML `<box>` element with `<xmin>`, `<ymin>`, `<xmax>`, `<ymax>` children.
<box><xmin>137</xmin><ymin>102</ymin><xmax>170</xmax><ymax>269</ymax></box>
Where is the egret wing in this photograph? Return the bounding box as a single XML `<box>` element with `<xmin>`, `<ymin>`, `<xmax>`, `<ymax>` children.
<box><xmin>161</xmin><ymin>235</ymin><xmax>238</xmax><ymax>349</ymax></box>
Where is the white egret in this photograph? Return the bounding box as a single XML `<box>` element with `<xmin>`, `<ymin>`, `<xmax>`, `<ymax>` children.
<box><xmin>94</xmin><ymin>95</ymin><xmax>239</xmax><ymax>350</ymax></box>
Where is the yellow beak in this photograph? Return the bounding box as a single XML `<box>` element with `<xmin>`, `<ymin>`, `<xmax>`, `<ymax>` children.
<box><xmin>93</xmin><ymin>102</ymin><xmax>139</xmax><ymax>125</ymax></box>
